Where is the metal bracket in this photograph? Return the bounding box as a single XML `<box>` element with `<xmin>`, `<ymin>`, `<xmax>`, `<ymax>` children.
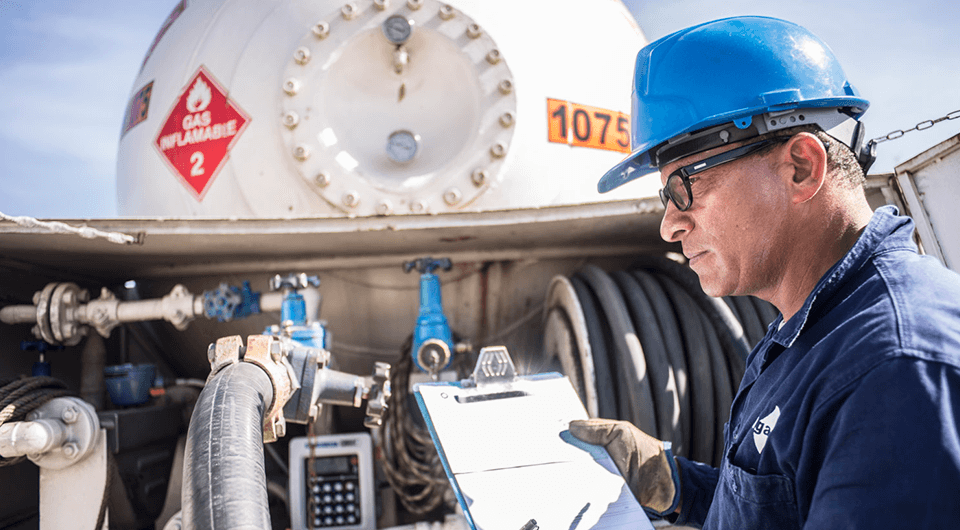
<box><xmin>243</xmin><ymin>335</ymin><xmax>296</xmax><ymax>443</ymax></box>
<box><xmin>207</xmin><ymin>335</ymin><xmax>244</xmax><ymax>382</ymax></box>
<box><xmin>469</xmin><ymin>346</ymin><xmax>518</xmax><ymax>387</ymax></box>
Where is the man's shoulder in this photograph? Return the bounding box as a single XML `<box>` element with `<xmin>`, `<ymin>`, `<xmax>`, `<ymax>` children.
<box><xmin>825</xmin><ymin>248</ymin><xmax>960</xmax><ymax>369</ymax></box>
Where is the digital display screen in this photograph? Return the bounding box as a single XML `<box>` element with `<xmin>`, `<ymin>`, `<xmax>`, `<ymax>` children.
<box><xmin>312</xmin><ymin>455</ymin><xmax>350</xmax><ymax>475</ymax></box>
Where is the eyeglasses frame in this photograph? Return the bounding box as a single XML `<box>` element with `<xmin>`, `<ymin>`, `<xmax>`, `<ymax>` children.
<box><xmin>658</xmin><ymin>137</ymin><xmax>789</xmax><ymax>212</ymax></box>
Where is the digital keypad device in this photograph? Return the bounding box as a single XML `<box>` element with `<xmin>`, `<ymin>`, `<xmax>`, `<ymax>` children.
<box><xmin>289</xmin><ymin>433</ymin><xmax>375</xmax><ymax>530</ymax></box>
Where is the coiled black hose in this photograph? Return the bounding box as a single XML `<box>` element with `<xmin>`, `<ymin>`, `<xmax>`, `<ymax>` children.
<box><xmin>611</xmin><ymin>270</ymin><xmax>680</xmax><ymax>446</ymax></box>
<box><xmin>555</xmin><ymin>258</ymin><xmax>779</xmax><ymax>467</ymax></box>
<box><xmin>182</xmin><ymin>362</ymin><xmax>274</xmax><ymax>530</ymax></box>
<box><xmin>630</xmin><ymin>270</ymin><xmax>691</xmax><ymax>458</ymax></box>
<box><xmin>570</xmin><ymin>275</ymin><xmax>619</xmax><ymax>420</ymax></box>
<box><xmin>656</xmin><ymin>275</ymin><xmax>717</xmax><ymax>463</ymax></box>
<box><xmin>577</xmin><ymin>265</ymin><xmax>658</xmax><ymax>436</ymax></box>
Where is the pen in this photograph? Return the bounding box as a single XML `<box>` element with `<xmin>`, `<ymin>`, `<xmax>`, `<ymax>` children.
<box><xmin>520</xmin><ymin>519</ymin><xmax>538</xmax><ymax>530</ymax></box>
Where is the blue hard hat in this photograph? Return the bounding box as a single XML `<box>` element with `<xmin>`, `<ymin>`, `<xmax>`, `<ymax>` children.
<box><xmin>598</xmin><ymin>16</ymin><xmax>870</xmax><ymax>193</ymax></box>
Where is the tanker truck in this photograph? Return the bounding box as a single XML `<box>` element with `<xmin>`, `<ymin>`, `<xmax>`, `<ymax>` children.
<box><xmin>2</xmin><ymin>1</ymin><xmax>958</xmax><ymax>529</ymax></box>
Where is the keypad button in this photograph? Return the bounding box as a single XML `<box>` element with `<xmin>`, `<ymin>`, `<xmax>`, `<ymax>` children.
<box><xmin>324</xmin><ymin>516</ymin><xmax>333</xmax><ymax>525</ymax></box>
<box><xmin>345</xmin><ymin>482</ymin><xmax>355</xmax><ymax>491</ymax></box>
<box><xmin>335</xmin><ymin>516</ymin><xmax>345</xmax><ymax>525</ymax></box>
<box><xmin>346</xmin><ymin>503</ymin><xmax>355</xmax><ymax>513</ymax></box>
<box><xmin>323</xmin><ymin>494</ymin><xmax>332</xmax><ymax>504</ymax></box>
<box><xmin>322</xmin><ymin>483</ymin><xmax>333</xmax><ymax>493</ymax></box>
<box><xmin>347</xmin><ymin>515</ymin><xmax>357</xmax><ymax>524</ymax></box>
<box><xmin>334</xmin><ymin>482</ymin><xmax>343</xmax><ymax>492</ymax></box>
<box><xmin>323</xmin><ymin>505</ymin><xmax>333</xmax><ymax>515</ymax></box>
<box><xmin>335</xmin><ymin>493</ymin><xmax>343</xmax><ymax>503</ymax></box>
<box><xmin>314</xmin><ymin>518</ymin><xmax>322</xmax><ymax>527</ymax></box>
<box><xmin>345</xmin><ymin>492</ymin><xmax>355</xmax><ymax>502</ymax></box>
<box><xmin>335</xmin><ymin>504</ymin><xmax>345</xmax><ymax>514</ymax></box>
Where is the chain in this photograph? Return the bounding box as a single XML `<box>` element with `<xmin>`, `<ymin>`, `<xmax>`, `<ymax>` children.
<box><xmin>870</xmin><ymin>109</ymin><xmax>960</xmax><ymax>144</ymax></box>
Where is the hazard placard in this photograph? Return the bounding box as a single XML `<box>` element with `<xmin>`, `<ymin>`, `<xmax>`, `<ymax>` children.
<box><xmin>155</xmin><ymin>66</ymin><xmax>250</xmax><ymax>200</ymax></box>
<box><xmin>547</xmin><ymin>98</ymin><xmax>630</xmax><ymax>153</ymax></box>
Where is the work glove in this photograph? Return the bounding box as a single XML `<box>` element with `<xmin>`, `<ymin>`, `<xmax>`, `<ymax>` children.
<box><xmin>569</xmin><ymin>419</ymin><xmax>680</xmax><ymax>516</ymax></box>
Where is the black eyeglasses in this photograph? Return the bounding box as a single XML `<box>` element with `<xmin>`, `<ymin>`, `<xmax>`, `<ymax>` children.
<box><xmin>658</xmin><ymin>138</ymin><xmax>787</xmax><ymax>212</ymax></box>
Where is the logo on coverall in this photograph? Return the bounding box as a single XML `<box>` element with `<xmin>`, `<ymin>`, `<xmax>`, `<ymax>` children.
<box><xmin>752</xmin><ymin>406</ymin><xmax>781</xmax><ymax>454</ymax></box>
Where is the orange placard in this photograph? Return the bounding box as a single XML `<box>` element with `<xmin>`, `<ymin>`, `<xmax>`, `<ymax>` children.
<box><xmin>546</xmin><ymin>98</ymin><xmax>630</xmax><ymax>153</ymax></box>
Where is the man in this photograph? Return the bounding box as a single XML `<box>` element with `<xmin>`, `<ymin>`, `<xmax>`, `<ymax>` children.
<box><xmin>570</xmin><ymin>16</ymin><xmax>960</xmax><ymax>529</ymax></box>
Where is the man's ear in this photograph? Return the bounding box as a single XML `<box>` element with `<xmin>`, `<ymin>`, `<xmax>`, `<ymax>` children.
<box><xmin>781</xmin><ymin>133</ymin><xmax>827</xmax><ymax>204</ymax></box>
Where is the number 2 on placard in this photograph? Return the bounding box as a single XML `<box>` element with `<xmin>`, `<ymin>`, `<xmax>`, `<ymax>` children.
<box><xmin>190</xmin><ymin>151</ymin><xmax>205</xmax><ymax>177</ymax></box>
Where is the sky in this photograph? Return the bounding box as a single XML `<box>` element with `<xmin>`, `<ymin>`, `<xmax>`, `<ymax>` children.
<box><xmin>0</xmin><ymin>0</ymin><xmax>957</xmax><ymax>219</ymax></box>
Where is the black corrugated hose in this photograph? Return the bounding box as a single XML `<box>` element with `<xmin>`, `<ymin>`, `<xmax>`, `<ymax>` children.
<box><xmin>182</xmin><ymin>362</ymin><xmax>274</xmax><ymax>530</ymax></box>
<box><xmin>564</xmin><ymin>258</ymin><xmax>778</xmax><ymax>467</ymax></box>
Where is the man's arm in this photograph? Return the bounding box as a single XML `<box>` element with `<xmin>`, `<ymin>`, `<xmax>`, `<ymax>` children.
<box><xmin>803</xmin><ymin>357</ymin><xmax>960</xmax><ymax>529</ymax></box>
<box><xmin>671</xmin><ymin>457</ymin><xmax>719</xmax><ymax>528</ymax></box>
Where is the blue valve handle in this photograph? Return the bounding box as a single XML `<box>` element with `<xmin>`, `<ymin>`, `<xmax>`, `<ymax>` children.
<box><xmin>21</xmin><ymin>340</ymin><xmax>60</xmax><ymax>377</ymax></box>
<box><xmin>203</xmin><ymin>281</ymin><xmax>261</xmax><ymax>322</ymax></box>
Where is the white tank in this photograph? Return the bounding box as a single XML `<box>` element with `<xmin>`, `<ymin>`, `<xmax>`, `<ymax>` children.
<box><xmin>116</xmin><ymin>0</ymin><xmax>656</xmax><ymax>218</ymax></box>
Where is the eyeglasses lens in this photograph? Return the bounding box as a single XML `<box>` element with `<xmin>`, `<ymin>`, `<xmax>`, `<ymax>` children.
<box><xmin>667</xmin><ymin>174</ymin><xmax>691</xmax><ymax>210</ymax></box>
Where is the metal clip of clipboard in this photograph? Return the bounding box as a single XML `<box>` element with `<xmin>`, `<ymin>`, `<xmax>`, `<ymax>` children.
<box><xmin>450</xmin><ymin>346</ymin><xmax>535</xmax><ymax>405</ymax></box>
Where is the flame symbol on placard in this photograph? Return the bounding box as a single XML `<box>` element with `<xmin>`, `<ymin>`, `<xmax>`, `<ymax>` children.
<box><xmin>186</xmin><ymin>78</ymin><xmax>212</xmax><ymax>112</ymax></box>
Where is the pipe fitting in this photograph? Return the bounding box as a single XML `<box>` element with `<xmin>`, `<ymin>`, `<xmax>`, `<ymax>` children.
<box><xmin>0</xmin><ymin>397</ymin><xmax>99</xmax><ymax>470</ymax></box>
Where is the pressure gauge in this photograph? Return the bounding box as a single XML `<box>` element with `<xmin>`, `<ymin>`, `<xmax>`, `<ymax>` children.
<box><xmin>382</xmin><ymin>15</ymin><xmax>412</xmax><ymax>45</ymax></box>
<box><xmin>386</xmin><ymin>130</ymin><xmax>420</xmax><ymax>163</ymax></box>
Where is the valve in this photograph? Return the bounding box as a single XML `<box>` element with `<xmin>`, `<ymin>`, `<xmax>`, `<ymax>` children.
<box><xmin>21</xmin><ymin>340</ymin><xmax>61</xmax><ymax>376</ymax></box>
<box><xmin>404</xmin><ymin>257</ymin><xmax>454</xmax><ymax>375</ymax></box>
<box><xmin>202</xmin><ymin>280</ymin><xmax>261</xmax><ymax>322</ymax></box>
<box><xmin>269</xmin><ymin>273</ymin><xmax>321</xmax><ymax>327</ymax></box>
<box><xmin>207</xmin><ymin>334</ymin><xmax>391</xmax><ymax>442</ymax></box>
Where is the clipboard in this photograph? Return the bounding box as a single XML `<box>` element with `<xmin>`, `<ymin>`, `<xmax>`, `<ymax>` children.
<box><xmin>414</xmin><ymin>346</ymin><xmax>653</xmax><ymax>530</ymax></box>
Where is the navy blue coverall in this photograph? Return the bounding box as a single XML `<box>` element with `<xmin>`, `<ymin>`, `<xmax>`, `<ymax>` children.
<box><xmin>674</xmin><ymin>206</ymin><xmax>960</xmax><ymax>529</ymax></box>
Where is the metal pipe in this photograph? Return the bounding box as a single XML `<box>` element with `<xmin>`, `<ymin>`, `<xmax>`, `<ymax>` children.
<box><xmin>0</xmin><ymin>305</ymin><xmax>35</xmax><ymax>324</ymax></box>
<box><xmin>0</xmin><ymin>419</ymin><xmax>66</xmax><ymax>458</ymax></box>
<box><xmin>80</xmin><ymin>333</ymin><xmax>106</xmax><ymax>409</ymax></box>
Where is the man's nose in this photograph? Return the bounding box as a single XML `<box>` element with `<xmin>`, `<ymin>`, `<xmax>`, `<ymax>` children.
<box><xmin>659</xmin><ymin>202</ymin><xmax>688</xmax><ymax>243</ymax></box>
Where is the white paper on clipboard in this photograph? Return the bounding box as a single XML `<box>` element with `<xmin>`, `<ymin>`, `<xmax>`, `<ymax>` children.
<box><xmin>414</xmin><ymin>374</ymin><xmax>653</xmax><ymax>530</ymax></box>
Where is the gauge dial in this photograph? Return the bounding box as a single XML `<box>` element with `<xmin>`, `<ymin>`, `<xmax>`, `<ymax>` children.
<box><xmin>382</xmin><ymin>15</ymin><xmax>412</xmax><ymax>45</ymax></box>
<box><xmin>386</xmin><ymin>130</ymin><xmax>420</xmax><ymax>163</ymax></box>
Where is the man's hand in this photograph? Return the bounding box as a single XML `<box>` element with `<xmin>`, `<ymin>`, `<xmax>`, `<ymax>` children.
<box><xmin>569</xmin><ymin>418</ymin><xmax>680</xmax><ymax>515</ymax></box>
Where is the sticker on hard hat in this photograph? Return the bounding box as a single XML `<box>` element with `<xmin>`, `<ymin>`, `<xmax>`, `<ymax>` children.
<box><xmin>547</xmin><ymin>98</ymin><xmax>630</xmax><ymax>153</ymax></box>
<box><xmin>154</xmin><ymin>66</ymin><xmax>250</xmax><ymax>200</ymax></box>
<box><xmin>121</xmin><ymin>80</ymin><xmax>153</xmax><ymax>137</ymax></box>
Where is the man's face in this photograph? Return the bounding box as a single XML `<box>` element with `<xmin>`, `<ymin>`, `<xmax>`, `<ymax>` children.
<box><xmin>658</xmin><ymin>140</ymin><xmax>790</xmax><ymax>298</ymax></box>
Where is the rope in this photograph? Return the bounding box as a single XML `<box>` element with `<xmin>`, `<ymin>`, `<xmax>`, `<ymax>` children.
<box><xmin>0</xmin><ymin>376</ymin><xmax>74</xmax><ymax>467</ymax></box>
<box><xmin>0</xmin><ymin>210</ymin><xmax>141</xmax><ymax>246</ymax></box>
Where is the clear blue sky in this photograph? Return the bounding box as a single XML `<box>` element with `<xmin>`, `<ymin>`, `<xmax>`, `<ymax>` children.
<box><xmin>1</xmin><ymin>0</ymin><xmax>957</xmax><ymax>218</ymax></box>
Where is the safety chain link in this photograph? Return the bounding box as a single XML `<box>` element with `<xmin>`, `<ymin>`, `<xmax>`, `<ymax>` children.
<box><xmin>871</xmin><ymin>109</ymin><xmax>960</xmax><ymax>144</ymax></box>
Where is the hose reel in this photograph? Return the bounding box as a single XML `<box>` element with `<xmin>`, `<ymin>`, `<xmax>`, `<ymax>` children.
<box><xmin>542</xmin><ymin>255</ymin><xmax>778</xmax><ymax>466</ymax></box>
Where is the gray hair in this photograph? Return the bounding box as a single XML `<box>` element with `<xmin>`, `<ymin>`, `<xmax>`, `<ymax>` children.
<box><xmin>756</xmin><ymin>125</ymin><xmax>865</xmax><ymax>188</ymax></box>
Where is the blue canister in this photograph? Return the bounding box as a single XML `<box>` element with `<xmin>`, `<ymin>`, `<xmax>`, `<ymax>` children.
<box><xmin>103</xmin><ymin>363</ymin><xmax>156</xmax><ymax>406</ymax></box>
